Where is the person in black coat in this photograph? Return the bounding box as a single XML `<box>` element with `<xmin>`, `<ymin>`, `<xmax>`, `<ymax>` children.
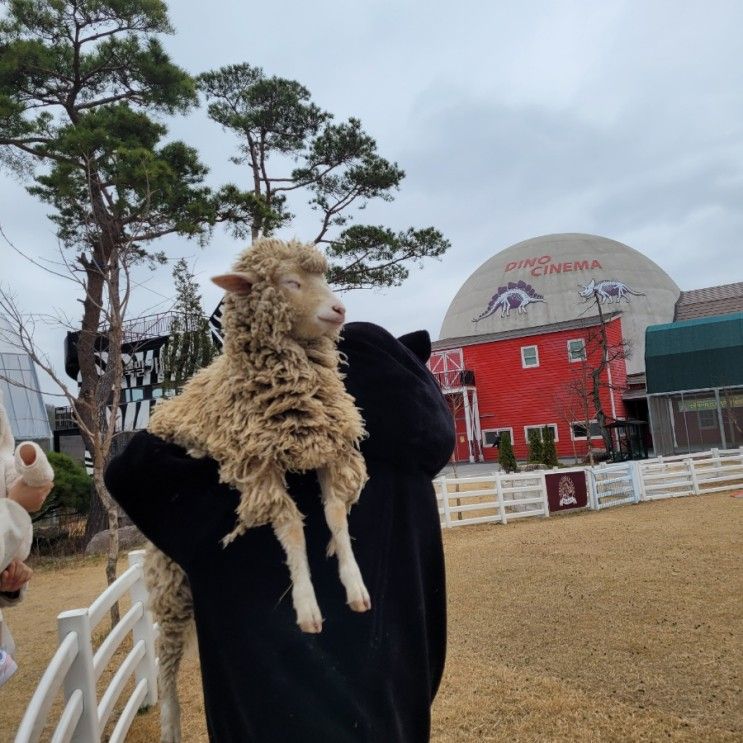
<box><xmin>104</xmin><ymin>321</ymin><xmax>455</xmax><ymax>742</ymax></box>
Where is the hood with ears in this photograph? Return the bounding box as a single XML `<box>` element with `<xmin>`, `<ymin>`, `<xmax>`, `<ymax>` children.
<box><xmin>339</xmin><ymin>322</ymin><xmax>454</xmax><ymax>476</ymax></box>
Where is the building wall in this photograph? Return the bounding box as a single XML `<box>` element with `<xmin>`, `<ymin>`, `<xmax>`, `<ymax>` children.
<box><xmin>440</xmin><ymin>316</ymin><xmax>628</xmax><ymax>462</ymax></box>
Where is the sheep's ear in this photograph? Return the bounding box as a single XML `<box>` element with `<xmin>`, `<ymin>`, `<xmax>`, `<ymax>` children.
<box><xmin>211</xmin><ymin>271</ymin><xmax>257</xmax><ymax>295</ymax></box>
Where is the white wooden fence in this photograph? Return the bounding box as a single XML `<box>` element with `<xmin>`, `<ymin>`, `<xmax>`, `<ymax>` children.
<box><xmin>436</xmin><ymin>447</ymin><xmax>743</xmax><ymax>528</ymax></box>
<box><xmin>14</xmin><ymin>550</ymin><xmax>157</xmax><ymax>743</ymax></box>
<box><xmin>435</xmin><ymin>470</ymin><xmax>548</xmax><ymax>527</ymax></box>
<box><xmin>590</xmin><ymin>461</ymin><xmax>641</xmax><ymax>510</ymax></box>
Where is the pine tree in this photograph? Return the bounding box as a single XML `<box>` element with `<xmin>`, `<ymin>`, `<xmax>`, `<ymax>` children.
<box><xmin>542</xmin><ymin>426</ymin><xmax>559</xmax><ymax>467</ymax></box>
<box><xmin>498</xmin><ymin>431</ymin><xmax>519</xmax><ymax>473</ymax></box>
<box><xmin>161</xmin><ymin>259</ymin><xmax>218</xmax><ymax>391</ymax></box>
<box><xmin>527</xmin><ymin>428</ymin><xmax>543</xmax><ymax>464</ymax></box>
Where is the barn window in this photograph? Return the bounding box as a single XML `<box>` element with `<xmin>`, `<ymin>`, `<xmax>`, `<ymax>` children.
<box><xmin>698</xmin><ymin>409</ymin><xmax>718</xmax><ymax>430</ymax></box>
<box><xmin>521</xmin><ymin>345</ymin><xmax>539</xmax><ymax>368</ymax></box>
<box><xmin>571</xmin><ymin>421</ymin><xmax>603</xmax><ymax>439</ymax></box>
<box><xmin>482</xmin><ymin>428</ymin><xmax>514</xmax><ymax>447</ymax></box>
<box><xmin>567</xmin><ymin>338</ymin><xmax>586</xmax><ymax>362</ymax></box>
<box><xmin>524</xmin><ymin>424</ymin><xmax>559</xmax><ymax>442</ymax></box>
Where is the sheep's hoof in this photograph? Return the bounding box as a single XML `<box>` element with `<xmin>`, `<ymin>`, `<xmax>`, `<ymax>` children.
<box><xmin>296</xmin><ymin>595</ymin><xmax>323</xmax><ymax>633</ymax></box>
<box><xmin>298</xmin><ymin>614</ymin><xmax>323</xmax><ymax>633</ymax></box>
<box><xmin>347</xmin><ymin>583</ymin><xmax>372</xmax><ymax>613</ymax></box>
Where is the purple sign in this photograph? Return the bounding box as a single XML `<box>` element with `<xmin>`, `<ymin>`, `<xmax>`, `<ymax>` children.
<box><xmin>546</xmin><ymin>471</ymin><xmax>588</xmax><ymax>512</ymax></box>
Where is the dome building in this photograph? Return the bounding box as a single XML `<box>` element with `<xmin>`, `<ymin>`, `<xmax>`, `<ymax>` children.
<box><xmin>439</xmin><ymin>233</ymin><xmax>680</xmax><ymax>375</ymax></box>
<box><xmin>431</xmin><ymin>234</ymin><xmax>681</xmax><ymax>463</ymax></box>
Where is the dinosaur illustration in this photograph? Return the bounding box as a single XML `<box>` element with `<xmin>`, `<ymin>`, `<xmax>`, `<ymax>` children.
<box><xmin>578</xmin><ymin>278</ymin><xmax>645</xmax><ymax>304</ymax></box>
<box><xmin>473</xmin><ymin>281</ymin><xmax>546</xmax><ymax>321</ymax></box>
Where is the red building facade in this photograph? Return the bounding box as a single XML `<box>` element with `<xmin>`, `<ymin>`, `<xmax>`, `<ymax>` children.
<box><xmin>431</xmin><ymin>314</ymin><xmax>628</xmax><ymax>463</ymax></box>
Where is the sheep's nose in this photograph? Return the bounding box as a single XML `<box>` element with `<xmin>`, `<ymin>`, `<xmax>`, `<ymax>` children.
<box><xmin>332</xmin><ymin>303</ymin><xmax>346</xmax><ymax>319</ymax></box>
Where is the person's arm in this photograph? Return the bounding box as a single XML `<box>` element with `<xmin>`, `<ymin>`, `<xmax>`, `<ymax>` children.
<box><xmin>104</xmin><ymin>431</ymin><xmax>239</xmax><ymax>569</ymax></box>
<box><xmin>0</xmin><ymin>498</ymin><xmax>33</xmax><ymax>606</ymax></box>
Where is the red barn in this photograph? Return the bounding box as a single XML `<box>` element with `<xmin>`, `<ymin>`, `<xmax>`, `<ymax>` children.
<box><xmin>431</xmin><ymin>234</ymin><xmax>681</xmax><ymax>463</ymax></box>
<box><xmin>431</xmin><ymin>314</ymin><xmax>627</xmax><ymax>462</ymax></box>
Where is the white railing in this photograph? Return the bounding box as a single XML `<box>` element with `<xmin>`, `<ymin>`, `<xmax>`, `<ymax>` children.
<box><xmin>435</xmin><ymin>470</ymin><xmax>548</xmax><ymax>527</ymax></box>
<box><xmin>15</xmin><ymin>550</ymin><xmax>157</xmax><ymax>743</ymax></box>
<box><xmin>590</xmin><ymin>461</ymin><xmax>641</xmax><ymax>510</ymax></box>
<box><xmin>638</xmin><ymin>447</ymin><xmax>743</xmax><ymax>499</ymax></box>
<box><xmin>435</xmin><ymin>447</ymin><xmax>743</xmax><ymax>528</ymax></box>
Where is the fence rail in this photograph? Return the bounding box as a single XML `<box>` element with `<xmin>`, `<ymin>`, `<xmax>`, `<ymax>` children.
<box><xmin>15</xmin><ymin>550</ymin><xmax>157</xmax><ymax>743</ymax></box>
<box><xmin>435</xmin><ymin>470</ymin><xmax>547</xmax><ymax>527</ymax></box>
<box><xmin>436</xmin><ymin>447</ymin><xmax>743</xmax><ymax>528</ymax></box>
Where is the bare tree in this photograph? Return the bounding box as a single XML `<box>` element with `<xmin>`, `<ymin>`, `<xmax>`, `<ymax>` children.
<box><xmin>0</xmin><ymin>224</ymin><xmax>135</xmax><ymax>621</ymax></box>
<box><xmin>562</xmin><ymin>298</ymin><xmax>632</xmax><ymax>463</ymax></box>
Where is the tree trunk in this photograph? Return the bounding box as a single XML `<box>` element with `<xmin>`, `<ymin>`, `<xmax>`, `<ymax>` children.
<box><xmin>84</xmin><ymin>485</ymin><xmax>108</xmax><ymax>543</ymax></box>
<box><xmin>591</xmin><ymin>292</ymin><xmax>614</xmax><ymax>458</ymax></box>
<box><xmin>93</xmin><ymin>465</ymin><xmax>120</xmax><ymax>626</ymax></box>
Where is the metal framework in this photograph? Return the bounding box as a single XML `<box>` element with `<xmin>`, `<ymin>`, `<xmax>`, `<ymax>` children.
<box><xmin>429</xmin><ymin>348</ymin><xmax>484</xmax><ymax>462</ymax></box>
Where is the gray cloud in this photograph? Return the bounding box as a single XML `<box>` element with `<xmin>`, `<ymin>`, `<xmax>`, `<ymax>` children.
<box><xmin>1</xmin><ymin>0</ymin><xmax>743</xmax><ymax>395</ymax></box>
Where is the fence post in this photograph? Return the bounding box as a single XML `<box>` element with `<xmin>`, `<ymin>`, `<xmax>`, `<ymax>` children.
<box><xmin>128</xmin><ymin>550</ymin><xmax>158</xmax><ymax>708</ymax></box>
<box><xmin>586</xmin><ymin>468</ymin><xmax>597</xmax><ymax>510</ymax></box>
<box><xmin>637</xmin><ymin>461</ymin><xmax>648</xmax><ymax>501</ymax></box>
<box><xmin>541</xmin><ymin>472</ymin><xmax>549</xmax><ymax>517</ymax></box>
<box><xmin>495</xmin><ymin>472</ymin><xmax>506</xmax><ymax>524</ymax></box>
<box><xmin>57</xmin><ymin>609</ymin><xmax>99</xmax><ymax>743</ymax></box>
<box><xmin>687</xmin><ymin>458</ymin><xmax>700</xmax><ymax>496</ymax></box>
<box><xmin>437</xmin><ymin>476</ymin><xmax>452</xmax><ymax>528</ymax></box>
<box><xmin>712</xmin><ymin>448</ymin><xmax>721</xmax><ymax>473</ymax></box>
<box><xmin>629</xmin><ymin>461</ymin><xmax>642</xmax><ymax>504</ymax></box>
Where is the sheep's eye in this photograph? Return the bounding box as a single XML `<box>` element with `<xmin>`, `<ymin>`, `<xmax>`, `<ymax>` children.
<box><xmin>284</xmin><ymin>279</ymin><xmax>301</xmax><ymax>290</ymax></box>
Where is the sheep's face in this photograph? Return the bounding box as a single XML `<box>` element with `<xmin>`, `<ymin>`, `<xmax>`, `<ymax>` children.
<box><xmin>277</xmin><ymin>270</ymin><xmax>346</xmax><ymax>341</ymax></box>
<box><xmin>212</xmin><ymin>268</ymin><xmax>346</xmax><ymax>342</ymax></box>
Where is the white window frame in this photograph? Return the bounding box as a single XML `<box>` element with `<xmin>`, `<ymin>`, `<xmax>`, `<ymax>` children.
<box><xmin>521</xmin><ymin>345</ymin><xmax>539</xmax><ymax>368</ymax></box>
<box><xmin>570</xmin><ymin>420</ymin><xmax>604</xmax><ymax>440</ymax></box>
<box><xmin>567</xmin><ymin>338</ymin><xmax>586</xmax><ymax>363</ymax></box>
<box><xmin>482</xmin><ymin>427</ymin><xmax>514</xmax><ymax>447</ymax></box>
<box><xmin>524</xmin><ymin>423</ymin><xmax>559</xmax><ymax>443</ymax></box>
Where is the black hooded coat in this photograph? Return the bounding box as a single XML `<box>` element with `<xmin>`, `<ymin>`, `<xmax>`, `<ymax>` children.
<box><xmin>104</xmin><ymin>322</ymin><xmax>455</xmax><ymax>742</ymax></box>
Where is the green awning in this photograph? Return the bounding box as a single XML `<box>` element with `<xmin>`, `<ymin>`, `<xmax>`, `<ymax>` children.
<box><xmin>645</xmin><ymin>312</ymin><xmax>743</xmax><ymax>394</ymax></box>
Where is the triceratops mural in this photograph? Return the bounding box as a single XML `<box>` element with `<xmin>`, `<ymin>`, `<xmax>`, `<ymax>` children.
<box><xmin>578</xmin><ymin>278</ymin><xmax>645</xmax><ymax>304</ymax></box>
<box><xmin>473</xmin><ymin>281</ymin><xmax>545</xmax><ymax>322</ymax></box>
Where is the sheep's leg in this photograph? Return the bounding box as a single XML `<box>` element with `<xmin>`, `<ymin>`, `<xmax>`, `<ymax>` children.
<box><xmin>318</xmin><ymin>467</ymin><xmax>371</xmax><ymax>613</ymax></box>
<box><xmin>157</xmin><ymin>619</ymin><xmax>190</xmax><ymax>743</ymax></box>
<box><xmin>145</xmin><ymin>547</ymin><xmax>193</xmax><ymax>743</ymax></box>
<box><xmin>273</xmin><ymin>509</ymin><xmax>323</xmax><ymax>633</ymax></box>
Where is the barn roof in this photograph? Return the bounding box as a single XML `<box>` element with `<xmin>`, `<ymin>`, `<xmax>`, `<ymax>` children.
<box><xmin>674</xmin><ymin>281</ymin><xmax>743</xmax><ymax>321</ymax></box>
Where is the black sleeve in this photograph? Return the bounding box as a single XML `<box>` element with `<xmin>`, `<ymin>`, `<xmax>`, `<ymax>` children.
<box><xmin>104</xmin><ymin>431</ymin><xmax>238</xmax><ymax>569</ymax></box>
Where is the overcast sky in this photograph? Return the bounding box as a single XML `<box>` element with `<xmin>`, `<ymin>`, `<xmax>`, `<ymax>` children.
<box><xmin>2</xmin><ymin>0</ymin><xmax>743</xmax><ymax>399</ymax></box>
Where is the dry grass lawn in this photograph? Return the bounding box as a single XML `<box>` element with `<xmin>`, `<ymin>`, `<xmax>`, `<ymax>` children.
<box><xmin>1</xmin><ymin>493</ymin><xmax>741</xmax><ymax>742</ymax></box>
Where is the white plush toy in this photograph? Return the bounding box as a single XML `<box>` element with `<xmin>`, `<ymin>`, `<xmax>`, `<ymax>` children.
<box><xmin>0</xmin><ymin>389</ymin><xmax>54</xmax><ymax>501</ymax></box>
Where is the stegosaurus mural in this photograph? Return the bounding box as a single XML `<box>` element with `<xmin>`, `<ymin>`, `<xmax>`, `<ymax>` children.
<box><xmin>473</xmin><ymin>281</ymin><xmax>546</xmax><ymax>322</ymax></box>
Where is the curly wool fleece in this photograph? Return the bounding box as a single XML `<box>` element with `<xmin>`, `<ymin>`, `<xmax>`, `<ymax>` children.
<box><xmin>148</xmin><ymin>238</ymin><xmax>367</xmax><ymax>537</ymax></box>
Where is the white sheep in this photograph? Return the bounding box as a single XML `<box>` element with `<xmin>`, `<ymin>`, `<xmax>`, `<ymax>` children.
<box><xmin>144</xmin><ymin>237</ymin><xmax>370</xmax><ymax>743</ymax></box>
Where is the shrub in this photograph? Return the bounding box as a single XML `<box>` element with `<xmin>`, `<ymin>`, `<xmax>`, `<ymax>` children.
<box><xmin>527</xmin><ymin>428</ymin><xmax>543</xmax><ymax>464</ymax></box>
<box><xmin>34</xmin><ymin>451</ymin><xmax>92</xmax><ymax>520</ymax></box>
<box><xmin>498</xmin><ymin>431</ymin><xmax>519</xmax><ymax>473</ymax></box>
<box><xmin>542</xmin><ymin>426</ymin><xmax>559</xmax><ymax>467</ymax></box>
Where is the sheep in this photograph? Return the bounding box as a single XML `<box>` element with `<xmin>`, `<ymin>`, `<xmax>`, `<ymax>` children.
<box><xmin>144</xmin><ymin>237</ymin><xmax>370</xmax><ymax>743</ymax></box>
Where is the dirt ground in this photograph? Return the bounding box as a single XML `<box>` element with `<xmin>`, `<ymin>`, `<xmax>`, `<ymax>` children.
<box><xmin>1</xmin><ymin>494</ymin><xmax>741</xmax><ymax>742</ymax></box>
